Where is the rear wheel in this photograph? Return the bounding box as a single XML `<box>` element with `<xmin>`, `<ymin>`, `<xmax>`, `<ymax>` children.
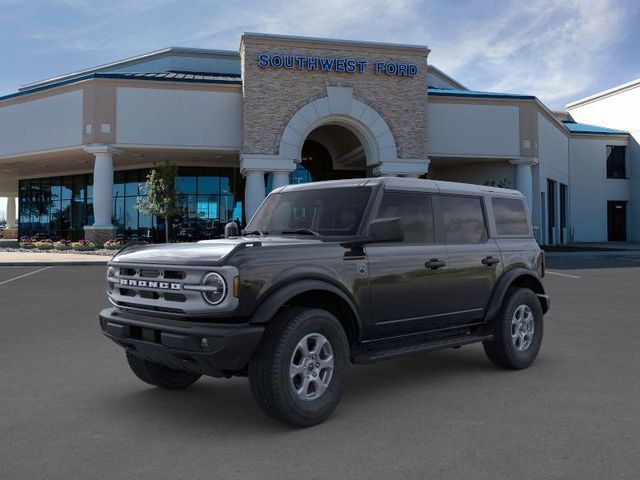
<box><xmin>249</xmin><ymin>307</ymin><xmax>349</xmax><ymax>427</ymax></box>
<box><xmin>483</xmin><ymin>288</ymin><xmax>544</xmax><ymax>369</ymax></box>
<box><xmin>126</xmin><ymin>352</ymin><xmax>202</xmax><ymax>389</ymax></box>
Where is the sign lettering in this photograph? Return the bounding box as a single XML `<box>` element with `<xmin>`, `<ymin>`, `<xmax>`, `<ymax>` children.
<box><xmin>257</xmin><ymin>54</ymin><xmax>418</xmax><ymax>77</ymax></box>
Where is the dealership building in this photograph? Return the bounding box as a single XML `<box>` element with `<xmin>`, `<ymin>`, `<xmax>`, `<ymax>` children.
<box><xmin>0</xmin><ymin>33</ymin><xmax>636</xmax><ymax>244</ymax></box>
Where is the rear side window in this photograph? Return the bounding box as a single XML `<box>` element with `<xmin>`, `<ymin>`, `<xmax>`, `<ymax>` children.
<box><xmin>440</xmin><ymin>195</ymin><xmax>487</xmax><ymax>244</ymax></box>
<box><xmin>492</xmin><ymin>197</ymin><xmax>530</xmax><ymax>235</ymax></box>
<box><xmin>375</xmin><ymin>191</ymin><xmax>434</xmax><ymax>243</ymax></box>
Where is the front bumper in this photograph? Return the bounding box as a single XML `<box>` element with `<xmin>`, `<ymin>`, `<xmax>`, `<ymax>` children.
<box><xmin>99</xmin><ymin>308</ymin><xmax>264</xmax><ymax>377</ymax></box>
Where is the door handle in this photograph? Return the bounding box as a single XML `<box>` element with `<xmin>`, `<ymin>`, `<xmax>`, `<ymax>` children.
<box><xmin>425</xmin><ymin>259</ymin><xmax>446</xmax><ymax>270</ymax></box>
<box><xmin>481</xmin><ymin>256</ymin><xmax>500</xmax><ymax>266</ymax></box>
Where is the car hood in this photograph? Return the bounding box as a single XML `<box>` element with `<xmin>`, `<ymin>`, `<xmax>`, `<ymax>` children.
<box><xmin>110</xmin><ymin>236</ymin><xmax>325</xmax><ymax>266</ymax></box>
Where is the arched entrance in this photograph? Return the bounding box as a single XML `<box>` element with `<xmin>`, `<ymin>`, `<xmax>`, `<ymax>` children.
<box><xmin>293</xmin><ymin>125</ymin><xmax>368</xmax><ymax>183</ymax></box>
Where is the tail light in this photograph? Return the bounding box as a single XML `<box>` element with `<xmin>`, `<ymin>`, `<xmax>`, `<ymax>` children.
<box><xmin>537</xmin><ymin>251</ymin><xmax>545</xmax><ymax>278</ymax></box>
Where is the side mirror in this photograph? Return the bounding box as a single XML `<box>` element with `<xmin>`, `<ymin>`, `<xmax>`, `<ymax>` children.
<box><xmin>366</xmin><ymin>217</ymin><xmax>404</xmax><ymax>243</ymax></box>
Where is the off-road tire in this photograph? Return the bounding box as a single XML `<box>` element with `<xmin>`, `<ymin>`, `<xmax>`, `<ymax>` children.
<box><xmin>126</xmin><ymin>352</ymin><xmax>202</xmax><ymax>389</ymax></box>
<box><xmin>483</xmin><ymin>287</ymin><xmax>544</xmax><ymax>369</ymax></box>
<box><xmin>249</xmin><ymin>307</ymin><xmax>349</xmax><ymax>427</ymax></box>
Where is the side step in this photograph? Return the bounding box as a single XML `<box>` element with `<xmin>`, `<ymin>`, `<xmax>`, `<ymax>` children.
<box><xmin>352</xmin><ymin>334</ymin><xmax>492</xmax><ymax>364</ymax></box>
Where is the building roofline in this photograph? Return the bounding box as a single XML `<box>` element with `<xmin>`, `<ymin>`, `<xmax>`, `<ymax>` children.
<box><xmin>240</xmin><ymin>32</ymin><xmax>430</xmax><ymax>56</ymax></box>
<box><xmin>565</xmin><ymin>78</ymin><xmax>640</xmax><ymax>109</ymax></box>
<box><xmin>1</xmin><ymin>72</ymin><xmax>241</xmax><ymax>104</ymax></box>
<box><xmin>427</xmin><ymin>65</ymin><xmax>467</xmax><ymax>90</ymax></box>
<box><xmin>19</xmin><ymin>47</ymin><xmax>240</xmax><ymax>92</ymax></box>
<box><xmin>428</xmin><ymin>87</ymin><xmax>535</xmax><ymax>100</ymax></box>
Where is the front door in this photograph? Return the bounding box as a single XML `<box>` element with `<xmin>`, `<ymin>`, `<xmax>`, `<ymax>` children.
<box><xmin>366</xmin><ymin>190</ymin><xmax>451</xmax><ymax>339</ymax></box>
<box><xmin>608</xmin><ymin>201</ymin><xmax>627</xmax><ymax>241</ymax></box>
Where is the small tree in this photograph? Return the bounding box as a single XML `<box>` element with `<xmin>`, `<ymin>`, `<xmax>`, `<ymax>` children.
<box><xmin>136</xmin><ymin>161</ymin><xmax>179</xmax><ymax>243</ymax></box>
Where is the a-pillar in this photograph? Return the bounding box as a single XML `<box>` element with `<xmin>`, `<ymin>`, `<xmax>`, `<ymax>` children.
<box><xmin>241</xmin><ymin>154</ymin><xmax>295</xmax><ymax>221</ymax></box>
<box><xmin>84</xmin><ymin>145</ymin><xmax>119</xmax><ymax>245</ymax></box>
<box><xmin>509</xmin><ymin>158</ymin><xmax>538</xmax><ymax>214</ymax></box>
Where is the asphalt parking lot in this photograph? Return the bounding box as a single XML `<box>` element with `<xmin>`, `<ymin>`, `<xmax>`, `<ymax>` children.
<box><xmin>1</xmin><ymin>256</ymin><xmax>639</xmax><ymax>479</ymax></box>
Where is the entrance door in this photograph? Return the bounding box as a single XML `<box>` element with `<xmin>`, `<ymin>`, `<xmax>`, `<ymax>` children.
<box><xmin>547</xmin><ymin>179</ymin><xmax>556</xmax><ymax>244</ymax></box>
<box><xmin>607</xmin><ymin>201</ymin><xmax>627</xmax><ymax>241</ymax></box>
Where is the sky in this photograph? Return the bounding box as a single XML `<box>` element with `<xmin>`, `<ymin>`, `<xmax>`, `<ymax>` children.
<box><xmin>0</xmin><ymin>0</ymin><xmax>639</xmax><ymax>218</ymax></box>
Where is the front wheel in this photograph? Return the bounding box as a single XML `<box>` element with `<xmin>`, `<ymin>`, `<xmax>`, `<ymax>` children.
<box><xmin>126</xmin><ymin>352</ymin><xmax>202</xmax><ymax>389</ymax></box>
<box><xmin>249</xmin><ymin>307</ymin><xmax>349</xmax><ymax>427</ymax></box>
<box><xmin>483</xmin><ymin>288</ymin><xmax>544</xmax><ymax>369</ymax></box>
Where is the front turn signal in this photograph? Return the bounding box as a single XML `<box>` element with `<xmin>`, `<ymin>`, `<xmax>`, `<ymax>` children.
<box><xmin>233</xmin><ymin>276</ymin><xmax>240</xmax><ymax>298</ymax></box>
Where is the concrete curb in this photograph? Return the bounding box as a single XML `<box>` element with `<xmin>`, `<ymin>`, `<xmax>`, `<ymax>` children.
<box><xmin>0</xmin><ymin>261</ymin><xmax>109</xmax><ymax>266</ymax></box>
<box><xmin>545</xmin><ymin>250</ymin><xmax>640</xmax><ymax>257</ymax></box>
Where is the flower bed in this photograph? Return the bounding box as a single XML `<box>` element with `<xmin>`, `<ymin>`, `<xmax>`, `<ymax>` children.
<box><xmin>70</xmin><ymin>240</ymin><xmax>96</xmax><ymax>251</ymax></box>
<box><xmin>54</xmin><ymin>239</ymin><xmax>73</xmax><ymax>250</ymax></box>
<box><xmin>103</xmin><ymin>238</ymin><xmax>124</xmax><ymax>250</ymax></box>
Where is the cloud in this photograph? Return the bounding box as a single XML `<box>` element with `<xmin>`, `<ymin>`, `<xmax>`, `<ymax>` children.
<box><xmin>428</xmin><ymin>0</ymin><xmax>633</xmax><ymax>107</ymax></box>
<box><xmin>1</xmin><ymin>0</ymin><xmax>637</xmax><ymax>109</ymax></box>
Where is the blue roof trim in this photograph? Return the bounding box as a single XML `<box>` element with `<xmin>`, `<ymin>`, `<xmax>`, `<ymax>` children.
<box><xmin>562</xmin><ymin>121</ymin><xmax>628</xmax><ymax>135</ymax></box>
<box><xmin>428</xmin><ymin>87</ymin><xmax>536</xmax><ymax>100</ymax></box>
<box><xmin>0</xmin><ymin>72</ymin><xmax>242</xmax><ymax>102</ymax></box>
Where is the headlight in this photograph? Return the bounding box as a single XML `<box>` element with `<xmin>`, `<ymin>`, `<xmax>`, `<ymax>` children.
<box><xmin>201</xmin><ymin>272</ymin><xmax>226</xmax><ymax>305</ymax></box>
<box><xmin>107</xmin><ymin>266</ymin><xmax>116</xmax><ymax>293</ymax></box>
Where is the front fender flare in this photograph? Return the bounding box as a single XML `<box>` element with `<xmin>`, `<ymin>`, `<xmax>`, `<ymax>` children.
<box><xmin>248</xmin><ymin>279</ymin><xmax>363</xmax><ymax>338</ymax></box>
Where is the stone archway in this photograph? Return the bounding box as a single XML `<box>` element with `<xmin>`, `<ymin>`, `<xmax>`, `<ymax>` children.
<box><xmin>278</xmin><ymin>86</ymin><xmax>398</xmax><ymax>168</ymax></box>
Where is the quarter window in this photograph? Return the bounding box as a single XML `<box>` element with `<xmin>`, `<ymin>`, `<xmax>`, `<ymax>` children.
<box><xmin>440</xmin><ymin>195</ymin><xmax>487</xmax><ymax>243</ymax></box>
<box><xmin>492</xmin><ymin>197</ymin><xmax>530</xmax><ymax>235</ymax></box>
<box><xmin>375</xmin><ymin>191</ymin><xmax>434</xmax><ymax>243</ymax></box>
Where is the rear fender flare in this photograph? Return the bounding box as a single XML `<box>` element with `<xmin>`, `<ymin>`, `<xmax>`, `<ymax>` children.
<box><xmin>485</xmin><ymin>268</ymin><xmax>547</xmax><ymax>322</ymax></box>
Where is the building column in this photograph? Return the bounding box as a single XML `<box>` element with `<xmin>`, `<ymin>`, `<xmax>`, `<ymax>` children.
<box><xmin>271</xmin><ymin>171</ymin><xmax>290</xmax><ymax>190</ymax></box>
<box><xmin>2</xmin><ymin>195</ymin><xmax>18</xmax><ymax>240</ymax></box>
<box><xmin>241</xmin><ymin>154</ymin><xmax>295</xmax><ymax>222</ymax></box>
<box><xmin>84</xmin><ymin>145</ymin><xmax>119</xmax><ymax>244</ymax></box>
<box><xmin>510</xmin><ymin>158</ymin><xmax>538</xmax><ymax>214</ymax></box>
<box><xmin>244</xmin><ymin>170</ymin><xmax>266</xmax><ymax>222</ymax></box>
<box><xmin>6</xmin><ymin>195</ymin><xmax>16</xmax><ymax>229</ymax></box>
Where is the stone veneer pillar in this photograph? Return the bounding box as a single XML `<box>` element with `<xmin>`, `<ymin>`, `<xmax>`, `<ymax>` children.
<box><xmin>84</xmin><ymin>145</ymin><xmax>118</xmax><ymax>245</ymax></box>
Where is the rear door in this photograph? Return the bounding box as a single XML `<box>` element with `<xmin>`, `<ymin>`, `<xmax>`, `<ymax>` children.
<box><xmin>437</xmin><ymin>194</ymin><xmax>502</xmax><ymax>323</ymax></box>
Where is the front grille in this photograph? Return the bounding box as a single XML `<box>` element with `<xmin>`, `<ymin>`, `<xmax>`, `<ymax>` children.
<box><xmin>107</xmin><ymin>262</ymin><xmax>238</xmax><ymax>317</ymax></box>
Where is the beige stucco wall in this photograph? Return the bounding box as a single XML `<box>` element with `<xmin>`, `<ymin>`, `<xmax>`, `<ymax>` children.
<box><xmin>240</xmin><ymin>35</ymin><xmax>429</xmax><ymax>160</ymax></box>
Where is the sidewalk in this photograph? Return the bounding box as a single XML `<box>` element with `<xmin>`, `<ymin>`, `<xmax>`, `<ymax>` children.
<box><xmin>0</xmin><ymin>251</ymin><xmax>112</xmax><ymax>266</ymax></box>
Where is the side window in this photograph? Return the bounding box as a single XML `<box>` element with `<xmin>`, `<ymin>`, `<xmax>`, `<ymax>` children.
<box><xmin>492</xmin><ymin>197</ymin><xmax>530</xmax><ymax>235</ymax></box>
<box><xmin>375</xmin><ymin>191</ymin><xmax>434</xmax><ymax>243</ymax></box>
<box><xmin>440</xmin><ymin>195</ymin><xmax>487</xmax><ymax>244</ymax></box>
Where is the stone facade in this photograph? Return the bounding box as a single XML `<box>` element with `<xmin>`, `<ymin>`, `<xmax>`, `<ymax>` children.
<box><xmin>240</xmin><ymin>34</ymin><xmax>429</xmax><ymax>161</ymax></box>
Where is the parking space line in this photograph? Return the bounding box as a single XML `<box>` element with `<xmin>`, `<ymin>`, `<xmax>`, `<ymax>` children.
<box><xmin>545</xmin><ymin>270</ymin><xmax>581</xmax><ymax>279</ymax></box>
<box><xmin>0</xmin><ymin>266</ymin><xmax>52</xmax><ymax>287</ymax></box>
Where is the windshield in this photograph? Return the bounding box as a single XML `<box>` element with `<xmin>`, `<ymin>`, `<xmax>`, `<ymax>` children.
<box><xmin>245</xmin><ymin>186</ymin><xmax>373</xmax><ymax>237</ymax></box>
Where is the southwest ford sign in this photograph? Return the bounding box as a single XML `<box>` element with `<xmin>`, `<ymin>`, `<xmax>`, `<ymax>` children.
<box><xmin>257</xmin><ymin>54</ymin><xmax>418</xmax><ymax>77</ymax></box>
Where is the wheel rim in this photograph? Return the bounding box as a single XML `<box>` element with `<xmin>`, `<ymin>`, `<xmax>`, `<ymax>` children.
<box><xmin>511</xmin><ymin>304</ymin><xmax>535</xmax><ymax>351</ymax></box>
<box><xmin>289</xmin><ymin>333</ymin><xmax>334</xmax><ymax>401</ymax></box>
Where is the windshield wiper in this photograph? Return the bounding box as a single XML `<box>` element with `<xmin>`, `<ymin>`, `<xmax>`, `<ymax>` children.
<box><xmin>280</xmin><ymin>228</ymin><xmax>321</xmax><ymax>236</ymax></box>
<box><xmin>243</xmin><ymin>230</ymin><xmax>268</xmax><ymax>236</ymax></box>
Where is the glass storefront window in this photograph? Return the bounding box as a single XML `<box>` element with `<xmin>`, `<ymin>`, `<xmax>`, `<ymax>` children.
<box><xmin>18</xmin><ymin>166</ymin><xmax>245</xmax><ymax>242</ymax></box>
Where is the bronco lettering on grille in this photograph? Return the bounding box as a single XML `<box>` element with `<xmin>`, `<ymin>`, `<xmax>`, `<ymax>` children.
<box><xmin>119</xmin><ymin>279</ymin><xmax>181</xmax><ymax>290</ymax></box>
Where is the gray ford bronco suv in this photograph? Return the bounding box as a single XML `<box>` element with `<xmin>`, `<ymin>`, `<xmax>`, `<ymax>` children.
<box><xmin>100</xmin><ymin>177</ymin><xmax>549</xmax><ymax>427</ymax></box>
